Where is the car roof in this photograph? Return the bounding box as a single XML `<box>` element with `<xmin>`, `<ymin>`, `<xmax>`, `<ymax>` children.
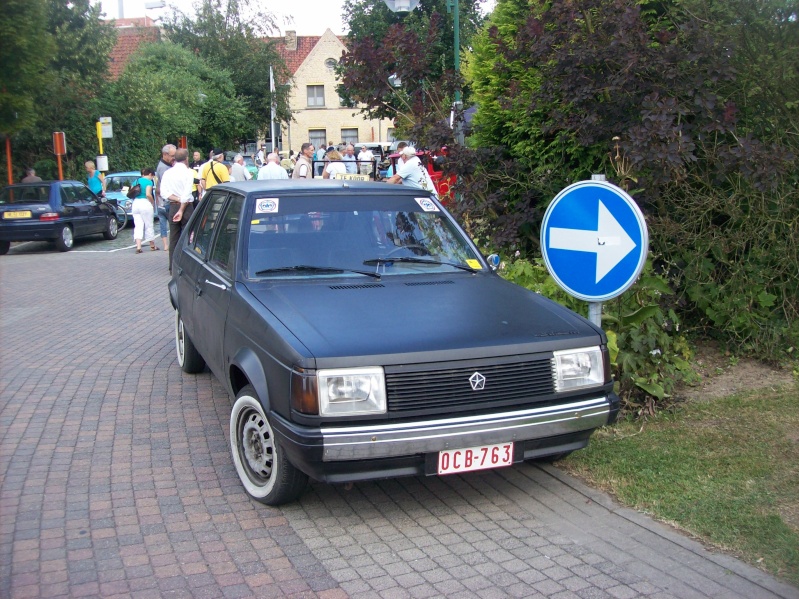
<box><xmin>105</xmin><ymin>171</ymin><xmax>142</xmax><ymax>177</ymax></box>
<box><xmin>4</xmin><ymin>180</ymin><xmax>83</xmax><ymax>188</ymax></box>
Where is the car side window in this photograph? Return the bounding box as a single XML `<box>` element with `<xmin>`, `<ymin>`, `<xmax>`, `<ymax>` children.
<box><xmin>72</xmin><ymin>185</ymin><xmax>94</xmax><ymax>203</ymax></box>
<box><xmin>61</xmin><ymin>185</ymin><xmax>79</xmax><ymax>205</ymax></box>
<box><xmin>209</xmin><ymin>194</ymin><xmax>244</xmax><ymax>277</ymax></box>
<box><xmin>188</xmin><ymin>191</ymin><xmax>228</xmax><ymax>258</ymax></box>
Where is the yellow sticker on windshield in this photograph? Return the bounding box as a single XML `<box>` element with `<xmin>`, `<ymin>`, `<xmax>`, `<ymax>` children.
<box><xmin>466</xmin><ymin>259</ymin><xmax>483</xmax><ymax>270</ymax></box>
<box><xmin>251</xmin><ymin>219</ymin><xmax>260</xmax><ymax>224</ymax></box>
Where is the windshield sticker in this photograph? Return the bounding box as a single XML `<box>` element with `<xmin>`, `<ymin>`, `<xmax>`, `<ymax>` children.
<box><xmin>251</xmin><ymin>219</ymin><xmax>261</xmax><ymax>224</ymax></box>
<box><xmin>466</xmin><ymin>259</ymin><xmax>483</xmax><ymax>270</ymax></box>
<box><xmin>256</xmin><ymin>198</ymin><xmax>279</xmax><ymax>214</ymax></box>
<box><xmin>415</xmin><ymin>197</ymin><xmax>439</xmax><ymax>212</ymax></box>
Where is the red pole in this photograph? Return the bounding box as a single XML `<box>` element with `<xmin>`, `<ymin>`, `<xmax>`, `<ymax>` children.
<box><xmin>5</xmin><ymin>137</ymin><xmax>12</xmax><ymax>185</ymax></box>
<box><xmin>57</xmin><ymin>155</ymin><xmax>63</xmax><ymax>180</ymax></box>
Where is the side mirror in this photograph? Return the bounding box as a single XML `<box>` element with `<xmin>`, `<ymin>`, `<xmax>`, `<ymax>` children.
<box><xmin>487</xmin><ymin>254</ymin><xmax>501</xmax><ymax>271</ymax></box>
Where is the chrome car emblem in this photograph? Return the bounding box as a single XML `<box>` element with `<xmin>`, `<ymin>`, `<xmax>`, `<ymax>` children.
<box><xmin>469</xmin><ymin>372</ymin><xmax>486</xmax><ymax>391</ymax></box>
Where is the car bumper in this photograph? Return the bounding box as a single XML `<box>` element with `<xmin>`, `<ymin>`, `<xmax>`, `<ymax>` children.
<box><xmin>0</xmin><ymin>221</ymin><xmax>61</xmax><ymax>242</ymax></box>
<box><xmin>273</xmin><ymin>394</ymin><xmax>619</xmax><ymax>483</ymax></box>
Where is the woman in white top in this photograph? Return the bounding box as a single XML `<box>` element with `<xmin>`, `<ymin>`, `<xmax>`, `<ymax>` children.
<box><xmin>322</xmin><ymin>150</ymin><xmax>347</xmax><ymax>179</ymax></box>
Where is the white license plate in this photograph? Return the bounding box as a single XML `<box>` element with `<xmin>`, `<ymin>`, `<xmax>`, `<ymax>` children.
<box><xmin>438</xmin><ymin>442</ymin><xmax>514</xmax><ymax>475</ymax></box>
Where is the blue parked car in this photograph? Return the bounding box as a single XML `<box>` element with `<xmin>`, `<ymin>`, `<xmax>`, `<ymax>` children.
<box><xmin>104</xmin><ymin>171</ymin><xmax>143</xmax><ymax>226</ymax></box>
<box><xmin>0</xmin><ymin>180</ymin><xmax>119</xmax><ymax>254</ymax></box>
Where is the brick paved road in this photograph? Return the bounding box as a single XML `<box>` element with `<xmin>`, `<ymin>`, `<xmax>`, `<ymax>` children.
<box><xmin>1</xmin><ymin>243</ymin><xmax>797</xmax><ymax>599</ymax></box>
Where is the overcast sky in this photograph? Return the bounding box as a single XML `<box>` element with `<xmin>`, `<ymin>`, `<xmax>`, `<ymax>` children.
<box><xmin>101</xmin><ymin>0</ymin><xmax>495</xmax><ymax>36</ymax></box>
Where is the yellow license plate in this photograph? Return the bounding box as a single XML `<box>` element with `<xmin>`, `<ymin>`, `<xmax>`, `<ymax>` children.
<box><xmin>3</xmin><ymin>211</ymin><xmax>32</xmax><ymax>219</ymax></box>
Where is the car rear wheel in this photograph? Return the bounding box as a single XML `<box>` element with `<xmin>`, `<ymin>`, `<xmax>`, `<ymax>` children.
<box><xmin>103</xmin><ymin>215</ymin><xmax>119</xmax><ymax>240</ymax></box>
<box><xmin>175</xmin><ymin>309</ymin><xmax>205</xmax><ymax>373</ymax></box>
<box><xmin>54</xmin><ymin>225</ymin><xmax>73</xmax><ymax>252</ymax></box>
<box><xmin>0</xmin><ymin>240</ymin><xmax>9</xmax><ymax>255</ymax></box>
<box><xmin>230</xmin><ymin>388</ymin><xmax>308</xmax><ymax>505</ymax></box>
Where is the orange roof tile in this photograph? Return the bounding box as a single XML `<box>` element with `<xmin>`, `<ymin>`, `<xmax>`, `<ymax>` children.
<box><xmin>106</xmin><ymin>20</ymin><xmax>160</xmax><ymax>80</ymax></box>
<box><xmin>270</xmin><ymin>34</ymin><xmax>323</xmax><ymax>77</ymax></box>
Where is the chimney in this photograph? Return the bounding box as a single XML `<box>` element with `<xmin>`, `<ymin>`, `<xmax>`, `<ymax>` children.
<box><xmin>285</xmin><ymin>30</ymin><xmax>297</xmax><ymax>51</ymax></box>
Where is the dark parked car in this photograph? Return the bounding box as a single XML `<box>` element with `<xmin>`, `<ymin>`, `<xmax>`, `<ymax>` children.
<box><xmin>169</xmin><ymin>180</ymin><xmax>619</xmax><ymax>505</ymax></box>
<box><xmin>0</xmin><ymin>181</ymin><xmax>119</xmax><ymax>254</ymax></box>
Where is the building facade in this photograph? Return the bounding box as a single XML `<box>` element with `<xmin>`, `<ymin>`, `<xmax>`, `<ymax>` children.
<box><xmin>274</xmin><ymin>29</ymin><xmax>395</xmax><ymax>154</ymax></box>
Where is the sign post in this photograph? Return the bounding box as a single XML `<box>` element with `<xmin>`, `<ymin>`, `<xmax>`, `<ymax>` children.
<box><xmin>540</xmin><ymin>178</ymin><xmax>648</xmax><ymax>327</ymax></box>
<box><xmin>96</xmin><ymin>117</ymin><xmax>113</xmax><ymax>173</ymax></box>
<box><xmin>53</xmin><ymin>132</ymin><xmax>67</xmax><ymax>180</ymax></box>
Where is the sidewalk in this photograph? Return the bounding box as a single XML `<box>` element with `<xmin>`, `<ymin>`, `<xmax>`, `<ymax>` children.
<box><xmin>1</xmin><ymin>248</ymin><xmax>797</xmax><ymax>599</ymax></box>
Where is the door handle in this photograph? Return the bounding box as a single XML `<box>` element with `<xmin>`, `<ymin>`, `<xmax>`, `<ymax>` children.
<box><xmin>205</xmin><ymin>280</ymin><xmax>227</xmax><ymax>290</ymax></box>
<box><xmin>194</xmin><ymin>284</ymin><xmax>202</xmax><ymax>296</ymax></box>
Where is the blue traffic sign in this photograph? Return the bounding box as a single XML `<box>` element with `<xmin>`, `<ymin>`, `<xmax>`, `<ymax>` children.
<box><xmin>540</xmin><ymin>180</ymin><xmax>648</xmax><ymax>302</ymax></box>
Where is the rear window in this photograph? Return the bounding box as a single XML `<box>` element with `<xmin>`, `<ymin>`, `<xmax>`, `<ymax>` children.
<box><xmin>0</xmin><ymin>185</ymin><xmax>50</xmax><ymax>204</ymax></box>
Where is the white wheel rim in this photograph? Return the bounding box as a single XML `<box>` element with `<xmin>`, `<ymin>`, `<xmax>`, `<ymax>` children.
<box><xmin>175</xmin><ymin>311</ymin><xmax>185</xmax><ymax>366</ymax></box>
<box><xmin>230</xmin><ymin>395</ymin><xmax>277</xmax><ymax>498</ymax></box>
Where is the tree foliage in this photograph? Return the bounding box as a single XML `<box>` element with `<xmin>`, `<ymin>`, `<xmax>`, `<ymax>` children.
<box><xmin>0</xmin><ymin>0</ymin><xmax>55</xmax><ymax>135</ymax></box>
<box><xmin>338</xmin><ymin>0</ymin><xmax>485</xmax><ymax>143</ymax></box>
<box><xmin>163</xmin><ymin>0</ymin><xmax>292</xmax><ymax>143</ymax></box>
<box><xmin>457</xmin><ymin>0</ymin><xmax>798</xmax><ymax>378</ymax></box>
<box><xmin>1</xmin><ymin>0</ymin><xmax>116</xmax><ymax>181</ymax></box>
<box><xmin>101</xmin><ymin>42</ymin><xmax>249</xmax><ymax>170</ymax></box>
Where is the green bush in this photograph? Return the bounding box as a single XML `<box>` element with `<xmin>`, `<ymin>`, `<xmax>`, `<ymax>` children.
<box><xmin>500</xmin><ymin>256</ymin><xmax>696</xmax><ymax>415</ymax></box>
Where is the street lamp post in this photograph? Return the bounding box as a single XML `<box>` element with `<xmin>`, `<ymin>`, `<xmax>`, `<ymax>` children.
<box><xmin>383</xmin><ymin>0</ymin><xmax>464</xmax><ymax>145</ymax></box>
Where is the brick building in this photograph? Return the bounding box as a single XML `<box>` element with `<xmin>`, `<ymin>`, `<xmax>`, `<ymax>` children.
<box><xmin>273</xmin><ymin>29</ymin><xmax>395</xmax><ymax>154</ymax></box>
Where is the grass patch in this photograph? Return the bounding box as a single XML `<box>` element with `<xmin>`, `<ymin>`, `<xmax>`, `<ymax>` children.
<box><xmin>561</xmin><ymin>384</ymin><xmax>799</xmax><ymax>586</ymax></box>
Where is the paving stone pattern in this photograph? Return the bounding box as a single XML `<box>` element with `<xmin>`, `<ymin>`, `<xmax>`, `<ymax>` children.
<box><xmin>1</xmin><ymin>245</ymin><xmax>797</xmax><ymax>599</ymax></box>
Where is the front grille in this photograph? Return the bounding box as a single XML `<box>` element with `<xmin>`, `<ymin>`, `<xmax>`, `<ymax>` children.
<box><xmin>386</xmin><ymin>359</ymin><xmax>556</xmax><ymax>413</ymax></box>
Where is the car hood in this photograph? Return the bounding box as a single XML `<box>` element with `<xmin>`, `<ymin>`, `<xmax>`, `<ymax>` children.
<box><xmin>244</xmin><ymin>274</ymin><xmax>602</xmax><ymax>366</ymax></box>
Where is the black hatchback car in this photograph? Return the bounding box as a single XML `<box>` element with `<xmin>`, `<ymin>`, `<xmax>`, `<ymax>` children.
<box><xmin>0</xmin><ymin>181</ymin><xmax>119</xmax><ymax>254</ymax></box>
<box><xmin>169</xmin><ymin>180</ymin><xmax>619</xmax><ymax>505</ymax></box>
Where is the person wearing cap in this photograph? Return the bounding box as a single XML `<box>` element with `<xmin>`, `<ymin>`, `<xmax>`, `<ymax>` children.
<box><xmin>357</xmin><ymin>145</ymin><xmax>374</xmax><ymax>177</ymax></box>
<box><xmin>386</xmin><ymin>146</ymin><xmax>438</xmax><ymax>198</ymax></box>
<box><xmin>199</xmin><ymin>148</ymin><xmax>230</xmax><ymax>195</ymax></box>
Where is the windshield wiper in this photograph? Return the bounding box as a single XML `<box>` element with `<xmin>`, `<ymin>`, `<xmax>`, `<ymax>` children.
<box><xmin>255</xmin><ymin>265</ymin><xmax>381</xmax><ymax>279</ymax></box>
<box><xmin>363</xmin><ymin>257</ymin><xmax>478</xmax><ymax>273</ymax></box>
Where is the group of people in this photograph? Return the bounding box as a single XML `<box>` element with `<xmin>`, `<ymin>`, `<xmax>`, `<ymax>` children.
<box><xmin>98</xmin><ymin>138</ymin><xmax>437</xmax><ymax>268</ymax></box>
<box><xmin>288</xmin><ymin>141</ymin><xmax>437</xmax><ymax>197</ymax></box>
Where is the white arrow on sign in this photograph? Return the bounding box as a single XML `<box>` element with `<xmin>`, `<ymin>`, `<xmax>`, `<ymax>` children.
<box><xmin>549</xmin><ymin>200</ymin><xmax>636</xmax><ymax>283</ymax></box>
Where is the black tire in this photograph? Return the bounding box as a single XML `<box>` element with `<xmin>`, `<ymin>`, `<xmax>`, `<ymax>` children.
<box><xmin>103</xmin><ymin>215</ymin><xmax>119</xmax><ymax>240</ymax></box>
<box><xmin>0</xmin><ymin>240</ymin><xmax>9</xmax><ymax>255</ymax></box>
<box><xmin>54</xmin><ymin>225</ymin><xmax>74</xmax><ymax>252</ymax></box>
<box><xmin>230</xmin><ymin>386</ymin><xmax>308</xmax><ymax>505</ymax></box>
<box><xmin>175</xmin><ymin>309</ymin><xmax>206</xmax><ymax>373</ymax></box>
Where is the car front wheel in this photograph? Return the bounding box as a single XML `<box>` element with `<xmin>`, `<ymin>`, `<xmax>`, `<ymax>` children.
<box><xmin>175</xmin><ymin>309</ymin><xmax>205</xmax><ymax>373</ymax></box>
<box><xmin>230</xmin><ymin>387</ymin><xmax>308</xmax><ymax>505</ymax></box>
<box><xmin>55</xmin><ymin>225</ymin><xmax>73</xmax><ymax>252</ymax></box>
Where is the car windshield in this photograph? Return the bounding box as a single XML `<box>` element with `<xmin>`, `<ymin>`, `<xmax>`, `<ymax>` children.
<box><xmin>247</xmin><ymin>194</ymin><xmax>482</xmax><ymax>278</ymax></box>
<box><xmin>0</xmin><ymin>185</ymin><xmax>50</xmax><ymax>204</ymax></box>
<box><xmin>105</xmin><ymin>175</ymin><xmax>139</xmax><ymax>192</ymax></box>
